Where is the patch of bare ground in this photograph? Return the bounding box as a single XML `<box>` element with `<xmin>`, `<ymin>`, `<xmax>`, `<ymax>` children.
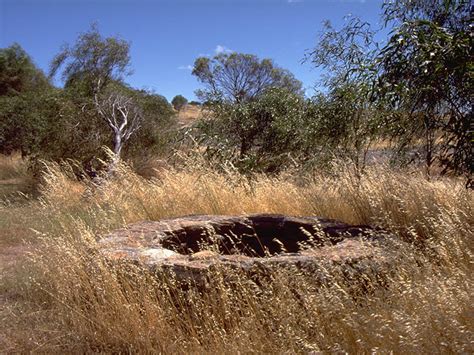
<box><xmin>176</xmin><ymin>104</ymin><xmax>206</xmax><ymax>126</ymax></box>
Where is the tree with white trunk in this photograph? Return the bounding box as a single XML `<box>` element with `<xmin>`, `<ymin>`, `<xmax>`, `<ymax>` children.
<box><xmin>94</xmin><ymin>88</ymin><xmax>142</xmax><ymax>165</ymax></box>
<box><xmin>50</xmin><ymin>24</ymin><xmax>144</xmax><ymax>169</ymax></box>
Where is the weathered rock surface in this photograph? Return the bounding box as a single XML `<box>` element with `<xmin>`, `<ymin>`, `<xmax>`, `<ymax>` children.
<box><xmin>99</xmin><ymin>214</ymin><xmax>400</xmax><ymax>285</ymax></box>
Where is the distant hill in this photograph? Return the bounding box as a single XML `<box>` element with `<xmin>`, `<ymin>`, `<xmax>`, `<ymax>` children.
<box><xmin>176</xmin><ymin>103</ymin><xmax>204</xmax><ymax>126</ymax></box>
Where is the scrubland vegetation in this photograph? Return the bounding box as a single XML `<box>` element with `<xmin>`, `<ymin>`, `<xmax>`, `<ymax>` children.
<box><xmin>0</xmin><ymin>0</ymin><xmax>472</xmax><ymax>353</ymax></box>
<box><xmin>1</xmin><ymin>156</ymin><xmax>472</xmax><ymax>352</ymax></box>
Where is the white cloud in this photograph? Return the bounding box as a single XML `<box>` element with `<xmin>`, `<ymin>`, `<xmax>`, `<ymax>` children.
<box><xmin>196</xmin><ymin>45</ymin><xmax>233</xmax><ymax>59</ymax></box>
<box><xmin>287</xmin><ymin>0</ymin><xmax>303</xmax><ymax>3</ymax></box>
<box><xmin>177</xmin><ymin>65</ymin><xmax>193</xmax><ymax>70</ymax></box>
<box><xmin>215</xmin><ymin>45</ymin><xmax>233</xmax><ymax>54</ymax></box>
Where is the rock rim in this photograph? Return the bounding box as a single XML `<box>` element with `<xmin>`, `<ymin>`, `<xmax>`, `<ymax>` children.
<box><xmin>98</xmin><ymin>214</ymin><xmax>400</xmax><ymax>284</ymax></box>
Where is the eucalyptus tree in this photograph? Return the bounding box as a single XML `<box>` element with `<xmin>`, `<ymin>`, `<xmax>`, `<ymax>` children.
<box><xmin>0</xmin><ymin>44</ymin><xmax>52</xmax><ymax>156</ymax></box>
<box><xmin>306</xmin><ymin>17</ymin><xmax>384</xmax><ymax>170</ymax></box>
<box><xmin>197</xmin><ymin>87</ymin><xmax>310</xmax><ymax>172</ymax></box>
<box><xmin>377</xmin><ymin>0</ymin><xmax>472</xmax><ymax>177</ymax></box>
<box><xmin>49</xmin><ymin>23</ymin><xmax>131</xmax><ymax>96</ymax></box>
<box><xmin>192</xmin><ymin>52</ymin><xmax>306</xmax><ymax>171</ymax></box>
<box><xmin>94</xmin><ymin>89</ymin><xmax>143</xmax><ymax>165</ymax></box>
<box><xmin>192</xmin><ymin>52</ymin><xmax>303</xmax><ymax>104</ymax></box>
<box><xmin>171</xmin><ymin>94</ymin><xmax>188</xmax><ymax>111</ymax></box>
<box><xmin>0</xmin><ymin>43</ymin><xmax>49</xmax><ymax>96</ymax></box>
<box><xmin>308</xmin><ymin>0</ymin><xmax>472</xmax><ymax>179</ymax></box>
<box><xmin>49</xmin><ymin>24</ymin><xmax>145</xmax><ymax>167</ymax></box>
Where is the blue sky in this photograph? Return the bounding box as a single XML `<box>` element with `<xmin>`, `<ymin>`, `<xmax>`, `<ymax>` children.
<box><xmin>1</xmin><ymin>0</ymin><xmax>385</xmax><ymax>101</ymax></box>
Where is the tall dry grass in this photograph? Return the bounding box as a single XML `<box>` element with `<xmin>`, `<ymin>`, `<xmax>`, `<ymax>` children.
<box><xmin>1</xmin><ymin>159</ymin><xmax>473</xmax><ymax>353</ymax></box>
<box><xmin>0</xmin><ymin>153</ymin><xmax>29</xmax><ymax>181</ymax></box>
<box><xmin>0</xmin><ymin>153</ymin><xmax>35</xmax><ymax>202</ymax></box>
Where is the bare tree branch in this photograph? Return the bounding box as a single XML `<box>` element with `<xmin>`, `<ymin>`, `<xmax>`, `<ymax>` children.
<box><xmin>93</xmin><ymin>88</ymin><xmax>143</xmax><ymax>165</ymax></box>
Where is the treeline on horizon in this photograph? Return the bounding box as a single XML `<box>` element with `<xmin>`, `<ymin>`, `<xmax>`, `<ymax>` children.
<box><xmin>0</xmin><ymin>0</ymin><xmax>471</xmax><ymax>182</ymax></box>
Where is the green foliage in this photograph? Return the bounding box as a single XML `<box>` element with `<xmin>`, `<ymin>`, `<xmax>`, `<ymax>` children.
<box><xmin>52</xmin><ymin>83</ymin><xmax>177</xmax><ymax>169</ymax></box>
<box><xmin>0</xmin><ymin>44</ymin><xmax>53</xmax><ymax>156</ymax></box>
<box><xmin>2</xmin><ymin>5</ymin><xmax>471</xmax><ymax>180</ymax></box>
<box><xmin>49</xmin><ymin>23</ymin><xmax>131</xmax><ymax>96</ymax></box>
<box><xmin>0</xmin><ymin>94</ymin><xmax>35</xmax><ymax>155</ymax></box>
<box><xmin>307</xmin><ymin>0</ymin><xmax>472</xmax><ymax>178</ymax></box>
<box><xmin>377</xmin><ymin>0</ymin><xmax>472</xmax><ymax>176</ymax></box>
<box><xmin>0</xmin><ymin>88</ymin><xmax>88</xmax><ymax>161</ymax></box>
<box><xmin>0</xmin><ymin>36</ymin><xmax>176</xmax><ymax>175</ymax></box>
<box><xmin>192</xmin><ymin>53</ymin><xmax>308</xmax><ymax>172</ymax></box>
<box><xmin>0</xmin><ymin>43</ymin><xmax>49</xmax><ymax>96</ymax></box>
<box><xmin>45</xmin><ymin>25</ymin><xmax>176</xmax><ymax>170</ymax></box>
<box><xmin>309</xmin><ymin>83</ymin><xmax>384</xmax><ymax>170</ymax></box>
<box><xmin>125</xmin><ymin>89</ymin><xmax>177</xmax><ymax>158</ymax></box>
<box><xmin>171</xmin><ymin>94</ymin><xmax>188</xmax><ymax>111</ymax></box>
<box><xmin>192</xmin><ymin>52</ymin><xmax>303</xmax><ymax>103</ymax></box>
<box><xmin>306</xmin><ymin>17</ymin><xmax>384</xmax><ymax>170</ymax></box>
<box><xmin>306</xmin><ymin>17</ymin><xmax>378</xmax><ymax>90</ymax></box>
<box><xmin>197</xmin><ymin>88</ymin><xmax>310</xmax><ymax>172</ymax></box>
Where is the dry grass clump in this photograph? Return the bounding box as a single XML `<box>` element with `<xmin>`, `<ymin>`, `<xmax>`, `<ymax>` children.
<box><xmin>0</xmin><ymin>153</ymin><xmax>35</xmax><ymax>201</ymax></box>
<box><xmin>1</xmin><ymin>160</ymin><xmax>473</xmax><ymax>353</ymax></box>
<box><xmin>0</xmin><ymin>153</ymin><xmax>29</xmax><ymax>180</ymax></box>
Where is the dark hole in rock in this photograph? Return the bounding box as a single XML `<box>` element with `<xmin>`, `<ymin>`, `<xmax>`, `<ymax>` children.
<box><xmin>100</xmin><ymin>215</ymin><xmax>397</xmax><ymax>293</ymax></box>
<box><xmin>160</xmin><ymin>215</ymin><xmax>354</xmax><ymax>257</ymax></box>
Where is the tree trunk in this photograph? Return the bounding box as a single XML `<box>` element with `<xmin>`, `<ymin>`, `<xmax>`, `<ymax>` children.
<box><xmin>109</xmin><ymin>131</ymin><xmax>122</xmax><ymax>173</ymax></box>
<box><xmin>113</xmin><ymin>132</ymin><xmax>122</xmax><ymax>158</ymax></box>
<box><xmin>424</xmin><ymin>114</ymin><xmax>435</xmax><ymax>177</ymax></box>
<box><xmin>240</xmin><ymin>139</ymin><xmax>250</xmax><ymax>159</ymax></box>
